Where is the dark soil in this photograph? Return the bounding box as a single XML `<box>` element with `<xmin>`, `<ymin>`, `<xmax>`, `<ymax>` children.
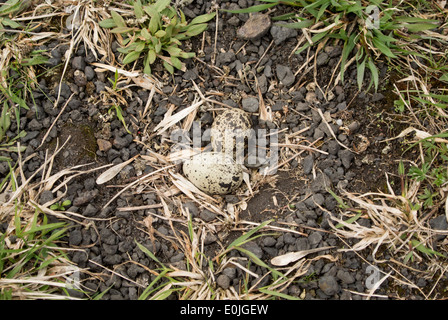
<box><xmin>1</xmin><ymin>0</ymin><xmax>446</xmax><ymax>300</ymax></box>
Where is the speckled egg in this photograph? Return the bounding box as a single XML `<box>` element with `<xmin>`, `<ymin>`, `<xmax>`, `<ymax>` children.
<box><xmin>211</xmin><ymin>108</ymin><xmax>252</xmax><ymax>154</ymax></box>
<box><xmin>183</xmin><ymin>152</ymin><xmax>243</xmax><ymax>195</ymax></box>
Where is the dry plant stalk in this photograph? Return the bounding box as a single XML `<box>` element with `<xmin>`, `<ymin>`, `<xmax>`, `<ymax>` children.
<box><xmin>327</xmin><ymin>184</ymin><xmax>448</xmax><ymax>264</ymax></box>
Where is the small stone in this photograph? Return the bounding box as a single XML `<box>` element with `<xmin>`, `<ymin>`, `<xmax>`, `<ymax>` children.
<box><xmin>216</xmin><ymin>50</ymin><xmax>236</xmax><ymax>66</ymax></box>
<box><xmin>430</xmin><ymin>215</ymin><xmax>448</xmax><ymax>241</ymax></box>
<box><xmin>83</xmin><ymin>204</ymin><xmax>98</xmax><ymax>217</ymax></box>
<box><xmin>74</xmin><ymin>70</ymin><xmax>87</xmax><ymax>87</ymax></box>
<box><xmin>39</xmin><ymin>190</ymin><xmax>54</xmax><ymax>205</ymax></box>
<box><xmin>217</xmin><ymin>274</ymin><xmax>231</xmax><ymax>289</ymax></box>
<box><xmin>348</xmin><ymin>121</ymin><xmax>360</xmax><ymax>134</ymax></box>
<box><xmin>200</xmin><ymin>209</ymin><xmax>216</xmax><ymax>222</ymax></box>
<box><xmin>113</xmin><ymin>136</ymin><xmax>131</xmax><ymax>149</ymax></box>
<box><xmin>316</xmin><ymin>52</ymin><xmax>329</xmax><ymax>66</ymax></box>
<box><xmin>319</xmin><ymin>275</ymin><xmax>339</xmax><ymax>296</ymax></box>
<box><xmin>103</xmin><ymin>254</ymin><xmax>122</xmax><ymax>265</ymax></box>
<box><xmin>337</xmin><ymin>269</ymin><xmax>355</xmax><ymax>284</ymax></box>
<box><xmin>296</xmin><ymin>102</ymin><xmax>310</xmax><ymax>112</ymax></box>
<box><xmin>69</xmin><ymin>229</ymin><xmax>83</xmax><ymax>246</ymax></box>
<box><xmin>262</xmin><ymin>237</ymin><xmax>277</xmax><ymax>247</ymax></box>
<box><xmin>84</xmin><ymin>66</ymin><xmax>95</xmax><ymax>80</ymax></box>
<box><xmin>97</xmin><ymin>138</ymin><xmax>112</xmax><ymax>152</ymax></box>
<box><xmin>72</xmin><ymin>56</ymin><xmax>86</xmax><ymax>70</ymax></box>
<box><xmin>270</xmin><ymin>25</ymin><xmax>298</xmax><ymax>45</ymax></box>
<box><xmin>237</xmin><ymin>13</ymin><xmax>271</xmax><ymax>40</ymax></box>
<box><xmin>28</xmin><ymin>119</ymin><xmax>42</xmax><ymax>131</ymax></box>
<box><xmin>55</xmin><ymin>83</ymin><xmax>71</xmax><ymax>99</ymax></box>
<box><xmin>73</xmin><ymin>189</ymin><xmax>99</xmax><ymax>207</ymax></box>
<box><xmin>276</xmin><ymin>65</ymin><xmax>295</xmax><ymax>87</ymax></box>
<box><xmin>308</xmin><ymin>231</ymin><xmax>322</xmax><ymax>247</ymax></box>
<box><xmin>327</xmin><ymin>140</ymin><xmax>340</xmax><ymax>155</ymax></box>
<box><xmin>222</xmin><ymin>267</ymin><xmax>236</xmax><ymax>279</ymax></box>
<box><xmin>338</xmin><ymin>149</ymin><xmax>355</xmax><ymax>169</ymax></box>
<box><xmin>183</xmin><ymin>202</ymin><xmax>199</xmax><ymax>217</ymax></box>
<box><xmin>310</xmin><ymin>172</ymin><xmax>331</xmax><ymax>192</ymax></box>
<box><xmin>302</xmin><ymin>154</ymin><xmax>314</xmax><ymax>174</ymax></box>
<box><xmin>204</xmin><ymin>233</ymin><xmax>217</xmax><ymax>245</ymax></box>
<box><xmin>242</xmin><ymin>97</ymin><xmax>259</xmax><ymax>113</ymax></box>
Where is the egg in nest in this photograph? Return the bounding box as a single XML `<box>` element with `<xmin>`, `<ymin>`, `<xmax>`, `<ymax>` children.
<box><xmin>210</xmin><ymin>108</ymin><xmax>252</xmax><ymax>156</ymax></box>
<box><xmin>183</xmin><ymin>152</ymin><xmax>243</xmax><ymax>195</ymax></box>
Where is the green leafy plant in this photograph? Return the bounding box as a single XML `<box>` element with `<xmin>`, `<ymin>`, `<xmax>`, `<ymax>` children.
<box><xmin>0</xmin><ymin>0</ymin><xmax>26</xmax><ymax>44</ymax></box>
<box><xmin>100</xmin><ymin>0</ymin><xmax>216</xmax><ymax>75</ymax></box>
<box><xmin>50</xmin><ymin>200</ymin><xmax>72</xmax><ymax>211</ymax></box>
<box><xmin>226</xmin><ymin>0</ymin><xmax>438</xmax><ymax>90</ymax></box>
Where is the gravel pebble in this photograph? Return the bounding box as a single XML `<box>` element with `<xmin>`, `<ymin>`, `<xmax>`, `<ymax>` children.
<box><xmin>242</xmin><ymin>97</ymin><xmax>259</xmax><ymax>113</ymax></box>
<box><xmin>319</xmin><ymin>275</ymin><xmax>339</xmax><ymax>296</ymax></box>
<box><xmin>276</xmin><ymin>65</ymin><xmax>295</xmax><ymax>87</ymax></box>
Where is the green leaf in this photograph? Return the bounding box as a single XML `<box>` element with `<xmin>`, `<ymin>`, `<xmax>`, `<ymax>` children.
<box><xmin>169</xmin><ymin>37</ymin><xmax>182</xmax><ymax>46</ymax></box>
<box><xmin>135</xmin><ymin>41</ymin><xmax>145</xmax><ymax>52</ymax></box>
<box><xmin>185</xmin><ymin>23</ymin><xmax>208</xmax><ymax>37</ymax></box>
<box><xmin>236</xmin><ymin>247</ymin><xmax>284</xmax><ymax>279</ymax></box>
<box><xmin>170</xmin><ymin>56</ymin><xmax>182</xmax><ymax>70</ymax></box>
<box><xmin>411</xmin><ymin>239</ymin><xmax>445</xmax><ymax>258</ymax></box>
<box><xmin>274</xmin><ymin>19</ymin><xmax>313</xmax><ymax>29</ymax></box>
<box><xmin>189</xmin><ymin>12</ymin><xmax>216</xmax><ymax>25</ymax></box>
<box><xmin>178</xmin><ymin>51</ymin><xmax>195</xmax><ymax>59</ymax></box>
<box><xmin>148</xmin><ymin>15</ymin><xmax>160</xmax><ymax>34</ymax></box>
<box><xmin>136</xmin><ymin>241</ymin><xmax>164</xmax><ymax>266</ymax></box>
<box><xmin>99</xmin><ymin>18</ymin><xmax>116</xmax><ymax>28</ymax></box>
<box><xmin>144</xmin><ymin>57</ymin><xmax>152</xmax><ymax>75</ymax></box>
<box><xmin>340</xmin><ymin>33</ymin><xmax>356</xmax><ymax>84</ymax></box>
<box><xmin>164</xmin><ymin>45</ymin><xmax>182</xmax><ymax>57</ymax></box>
<box><xmin>154</xmin><ymin>39</ymin><xmax>162</xmax><ymax>53</ymax></box>
<box><xmin>111</xmin><ymin>11</ymin><xmax>126</xmax><ymax>28</ymax></box>
<box><xmin>111</xmin><ymin>26</ymin><xmax>135</xmax><ymax>34</ymax></box>
<box><xmin>357</xmin><ymin>57</ymin><xmax>366</xmax><ymax>89</ymax></box>
<box><xmin>163</xmin><ymin>61</ymin><xmax>174</xmax><ymax>74</ymax></box>
<box><xmin>62</xmin><ymin>200</ymin><xmax>72</xmax><ymax>207</ymax></box>
<box><xmin>404</xmin><ymin>22</ymin><xmax>438</xmax><ymax>32</ymax></box>
<box><xmin>122</xmin><ymin>51</ymin><xmax>141</xmax><ymax>64</ymax></box>
<box><xmin>227</xmin><ymin>220</ymin><xmax>272</xmax><ymax>249</ymax></box>
<box><xmin>2</xmin><ymin>17</ymin><xmax>20</xmax><ymax>29</ymax></box>
<box><xmin>222</xmin><ymin>2</ymin><xmax>276</xmax><ymax>13</ymax></box>
<box><xmin>371</xmin><ymin>37</ymin><xmax>397</xmax><ymax>58</ymax></box>
<box><xmin>133</xmin><ymin>0</ymin><xmax>144</xmax><ymax>20</ymax></box>
<box><xmin>154</xmin><ymin>29</ymin><xmax>166</xmax><ymax>38</ymax></box>
<box><xmin>439</xmin><ymin>73</ymin><xmax>448</xmax><ymax>82</ymax></box>
<box><xmin>147</xmin><ymin>49</ymin><xmax>156</xmax><ymax>64</ymax></box>
<box><xmin>140</xmin><ymin>28</ymin><xmax>151</xmax><ymax>40</ymax></box>
<box><xmin>154</xmin><ymin>0</ymin><xmax>171</xmax><ymax>13</ymax></box>
<box><xmin>335</xmin><ymin>211</ymin><xmax>363</xmax><ymax>229</ymax></box>
<box><xmin>367</xmin><ymin>58</ymin><xmax>379</xmax><ymax>91</ymax></box>
<box><xmin>0</xmin><ymin>0</ymin><xmax>21</xmax><ymax>16</ymax></box>
<box><xmin>143</xmin><ymin>4</ymin><xmax>158</xmax><ymax>17</ymax></box>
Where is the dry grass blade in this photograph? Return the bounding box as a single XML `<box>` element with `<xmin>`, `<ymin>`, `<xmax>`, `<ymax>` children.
<box><xmin>270</xmin><ymin>246</ymin><xmax>335</xmax><ymax>266</ymax></box>
<box><xmin>96</xmin><ymin>155</ymin><xmax>138</xmax><ymax>184</ymax></box>
<box><xmin>328</xmin><ymin>188</ymin><xmax>448</xmax><ymax>264</ymax></box>
<box><xmin>153</xmin><ymin>99</ymin><xmax>203</xmax><ymax>135</ymax></box>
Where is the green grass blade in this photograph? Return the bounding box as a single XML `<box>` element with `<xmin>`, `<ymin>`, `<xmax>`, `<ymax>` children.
<box><xmin>222</xmin><ymin>3</ymin><xmax>277</xmax><ymax>14</ymax></box>
<box><xmin>227</xmin><ymin>220</ymin><xmax>272</xmax><ymax>249</ymax></box>
<box><xmin>236</xmin><ymin>246</ymin><xmax>285</xmax><ymax>280</ymax></box>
